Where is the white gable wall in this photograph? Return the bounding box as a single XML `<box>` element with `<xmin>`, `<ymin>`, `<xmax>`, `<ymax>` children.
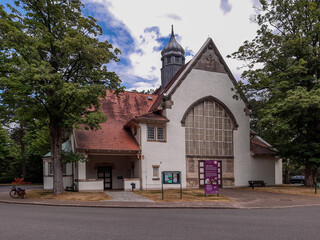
<box><xmin>275</xmin><ymin>157</ymin><xmax>283</xmax><ymax>185</ymax></box>
<box><xmin>166</xmin><ymin>69</ymin><xmax>251</xmax><ymax>187</ymax></box>
<box><xmin>140</xmin><ymin>122</ymin><xmax>186</xmax><ymax>189</ymax></box>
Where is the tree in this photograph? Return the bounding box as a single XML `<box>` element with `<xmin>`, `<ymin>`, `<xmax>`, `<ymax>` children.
<box><xmin>229</xmin><ymin>0</ymin><xmax>320</xmax><ymax>186</ymax></box>
<box><xmin>0</xmin><ymin>0</ymin><xmax>124</xmax><ymax>194</ymax></box>
<box><xmin>0</xmin><ymin>125</ymin><xmax>20</xmax><ymax>183</ymax></box>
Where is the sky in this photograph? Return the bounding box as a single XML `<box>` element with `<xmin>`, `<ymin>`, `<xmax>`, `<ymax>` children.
<box><xmin>2</xmin><ymin>0</ymin><xmax>261</xmax><ymax>91</ymax></box>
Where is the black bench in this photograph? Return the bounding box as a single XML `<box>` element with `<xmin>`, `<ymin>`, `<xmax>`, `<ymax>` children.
<box><xmin>248</xmin><ymin>180</ymin><xmax>266</xmax><ymax>189</ymax></box>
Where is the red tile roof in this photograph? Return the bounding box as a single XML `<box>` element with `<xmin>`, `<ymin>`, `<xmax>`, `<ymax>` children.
<box><xmin>74</xmin><ymin>91</ymin><xmax>157</xmax><ymax>151</ymax></box>
<box><xmin>134</xmin><ymin>112</ymin><xmax>168</xmax><ymax>122</ymax></box>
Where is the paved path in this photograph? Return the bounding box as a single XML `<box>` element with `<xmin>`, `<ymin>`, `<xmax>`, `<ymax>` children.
<box><xmin>105</xmin><ymin>191</ymin><xmax>154</xmax><ymax>202</ymax></box>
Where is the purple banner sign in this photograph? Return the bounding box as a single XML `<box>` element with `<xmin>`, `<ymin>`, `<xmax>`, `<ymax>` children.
<box><xmin>204</xmin><ymin>160</ymin><xmax>219</xmax><ymax>195</ymax></box>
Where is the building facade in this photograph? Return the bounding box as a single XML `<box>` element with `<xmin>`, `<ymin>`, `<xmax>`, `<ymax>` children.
<box><xmin>43</xmin><ymin>29</ymin><xmax>282</xmax><ymax>191</ymax></box>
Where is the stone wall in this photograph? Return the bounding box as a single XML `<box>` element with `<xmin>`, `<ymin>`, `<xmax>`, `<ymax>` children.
<box><xmin>186</xmin><ymin>157</ymin><xmax>235</xmax><ymax>188</ymax></box>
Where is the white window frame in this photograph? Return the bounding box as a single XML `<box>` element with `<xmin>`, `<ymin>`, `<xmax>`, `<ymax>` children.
<box><xmin>147</xmin><ymin>125</ymin><xmax>166</xmax><ymax>142</ymax></box>
<box><xmin>147</xmin><ymin>126</ymin><xmax>156</xmax><ymax>140</ymax></box>
<box><xmin>152</xmin><ymin>165</ymin><xmax>160</xmax><ymax>180</ymax></box>
<box><xmin>157</xmin><ymin>127</ymin><xmax>165</xmax><ymax>141</ymax></box>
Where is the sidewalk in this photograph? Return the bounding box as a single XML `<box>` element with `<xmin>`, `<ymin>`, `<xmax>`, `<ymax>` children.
<box><xmin>1</xmin><ymin>188</ymin><xmax>320</xmax><ymax>209</ymax></box>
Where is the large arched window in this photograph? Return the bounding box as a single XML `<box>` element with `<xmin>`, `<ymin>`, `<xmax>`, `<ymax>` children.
<box><xmin>184</xmin><ymin>99</ymin><xmax>235</xmax><ymax>156</ymax></box>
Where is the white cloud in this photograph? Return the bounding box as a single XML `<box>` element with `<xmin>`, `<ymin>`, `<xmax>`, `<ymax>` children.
<box><xmin>85</xmin><ymin>0</ymin><xmax>260</xmax><ymax>90</ymax></box>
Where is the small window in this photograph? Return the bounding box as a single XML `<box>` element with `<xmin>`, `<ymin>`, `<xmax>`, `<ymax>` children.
<box><xmin>167</xmin><ymin>56</ymin><xmax>171</xmax><ymax>64</ymax></box>
<box><xmin>147</xmin><ymin>126</ymin><xmax>155</xmax><ymax>140</ymax></box>
<box><xmin>147</xmin><ymin>125</ymin><xmax>166</xmax><ymax>142</ymax></box>
<box><xmin>49</xmin><ymin>162</ymin><xmax>67</xmax><ymax>175</ymax></box>
<box><xmin>153</xmin><ymin>166</ymin><xmax>160</xmax><ymax>179</ymax></box>
<box><xmin>157</xmin><ymin>127</ymin><xmax>165</xmax><ymax>141</ymax></box>
<box><xmin>175</xmin><ymin>56</ymin><xmax>180</xmax><ymax>63</ymax></box>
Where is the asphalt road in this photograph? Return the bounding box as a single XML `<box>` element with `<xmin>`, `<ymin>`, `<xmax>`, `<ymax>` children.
<box><xmin>0</xmin><ymin>203</ymin><xmax>319</xmax><ymax>240</ymax></box>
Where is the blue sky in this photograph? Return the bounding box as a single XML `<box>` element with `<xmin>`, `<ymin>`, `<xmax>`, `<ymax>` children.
<box><xmin>2</xmin><ymin>0</ymin><xmax>260</xmax><ymax>91</ymax></box>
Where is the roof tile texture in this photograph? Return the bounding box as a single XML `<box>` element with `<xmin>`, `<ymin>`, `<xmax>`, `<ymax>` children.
<box><xmin>74</xmin><ymin>91</ymin><xmax>156</xmax><ymax>151</ymax></box>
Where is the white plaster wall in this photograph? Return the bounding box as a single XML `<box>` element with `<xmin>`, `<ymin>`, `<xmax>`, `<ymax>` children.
<box><xmin>78</xmin><ymin>161</ymin><xmax>86</xmax><ymax>179</ymax></box>
<box><xmin>251</xmin><ymin>156</ymin><xmax>276</xmax><ymax>185</ymax></box>
<box><xmin>275</xmin><ymin>158</ymin><xmax>283</xmax><ymax>185</ymax></box>
<box><xmin>168</xmin><ymin>69</ymin><xmax>251</xmax><ymax>187</ymax></box>
<box><xmin>78</xmin><ymin>180</ymin><xmax>104</xmax><ymax>192</ymax></box>
<box><xmin>43</xmin><ymin>161</ymin><xmax>49</xmax><ymax>176</ymax></box>
<box><xmin>140</xmin><ymin>122</ymin><xmax>186</xmax><ymax>190</ymax></box>
<box><xmin>43</xmin><ymin>176</ymin><xmax>73</xmax><ymax>190</ymax></box>
<box><xmin>43</xmin><ymin>161</ymin><xmax>73</xmax><ymax>189</ymax></box>
<box><xmin>124</xmin><ymin>178</ymin><xmax>140</xmax><ymax>191</ymax></box>
<box><xmin>43</xmin><ymin>177</ymin><xmax>52</xmax><ymax>190</ymax></box>
<box><xmin>141</xmin><ymin>70</ymin><xmax>251</xmax><ymax>189</ymax></box>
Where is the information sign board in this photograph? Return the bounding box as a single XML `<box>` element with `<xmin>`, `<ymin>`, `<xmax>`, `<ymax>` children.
<box><xmin>204</xmin><ymin>160</ymin><xmax>219</xmax><ymax>196</ymax></box>
<box><xmin>162</xmin><ymin>171</ymin><xmax>181</xmax><ymax>184</ymax></box>
<box><xmin>161</xmin><ymin>171</ymin><xmax>182</xmax><ymax>200</ymax></box>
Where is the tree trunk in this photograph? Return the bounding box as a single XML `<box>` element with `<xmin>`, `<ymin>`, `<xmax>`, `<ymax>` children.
<box><xmin>305</xmin><ymin>167</ymin><xmax>317</xmax><ymax>187</ymax></box>
<box><xmin>21</xmin><ymin>140</ymin><xmax>26</xmax><ymax>178</ymax></box>
<box><xmin>18</xmin><ymin>126</ymin><xmax>26</xmax><ymax>178</ymax></box>
<box><xmin>49</xmin><ymin>119</ymin><xmax>64</xmax><ymax>195</ymax></box>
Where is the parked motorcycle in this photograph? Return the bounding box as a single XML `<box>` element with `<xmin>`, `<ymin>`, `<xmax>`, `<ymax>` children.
<box><xmin>9</xmin><ymin>186</ymin><xmax>26</xmax><ymax>199</ymax></box>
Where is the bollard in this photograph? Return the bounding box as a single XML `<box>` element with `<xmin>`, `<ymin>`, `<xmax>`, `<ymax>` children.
<box><xmin>131</xmin><ymin>182</ymin><xmax>136</xmax><ymax>191</ymax></box>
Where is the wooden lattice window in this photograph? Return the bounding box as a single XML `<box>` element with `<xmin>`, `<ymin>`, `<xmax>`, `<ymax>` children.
<box><xmin>185</xmin><ymin>100</ymin><xmax>233</xmax><ymax>156</ymax></box>
<box><xmin>147</xmin><ymin>125</ymin><xmax>166</xmax><ymax>142</ymax></box>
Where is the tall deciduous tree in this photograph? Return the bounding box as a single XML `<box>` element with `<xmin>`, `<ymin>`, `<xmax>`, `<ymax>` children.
<box><xmin>230</xmin><ymin>0</ymin><xmax>320</xmax><ymax>186</ymax></box>
<box><xmin>0</xmin><ymin>0</ymin><xmax>124</xmax><ymax>194</ymax></box>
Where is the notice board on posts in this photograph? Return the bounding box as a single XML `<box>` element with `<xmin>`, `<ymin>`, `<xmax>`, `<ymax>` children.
<box><xmin>161</xmin><ymin>171</ymin><xmax>182</xmax><ymax>199</ymax></box>
<box><xmin>162</xmin><ymin>171</ymin><xmax>181</xmax><ymax>184</ymax></box>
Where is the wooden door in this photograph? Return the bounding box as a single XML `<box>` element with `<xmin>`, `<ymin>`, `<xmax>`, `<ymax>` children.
<box><xmin>98</xmin><ymin>166</ymin><xmax>112</xmax><ymax>190</ymax></box>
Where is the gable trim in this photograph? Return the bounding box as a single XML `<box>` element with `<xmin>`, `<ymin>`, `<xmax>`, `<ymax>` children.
<box><xmin>180</xmin><ymin>95</ymin><xmax>239</xmax><ymax>129</ymax></box>
<box><xmin>165</xmin><ymin>38</ymin><xmax>249</xmax><ymax>107</ymax></box>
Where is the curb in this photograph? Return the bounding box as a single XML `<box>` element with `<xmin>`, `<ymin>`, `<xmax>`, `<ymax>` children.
<box><xmin>0</xmin><ymin>199</ymin><xmax>238</xmax><ymax>209</ymax></box>
<box><xmin>1</xmin><ymin>198</ymin><xmax>320</xmax><ymax>210</ymax></box>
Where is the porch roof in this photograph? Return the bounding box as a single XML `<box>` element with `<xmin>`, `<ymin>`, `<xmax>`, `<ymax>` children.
<box><xmin>43</xmin><ymin>140</ymin><xmax>72</xmax><ymax>157</ymax></box>
<box><xmin>250</xmin><ymin>131</ymin><xmax>277</xmax><ymax>156</ymax></box>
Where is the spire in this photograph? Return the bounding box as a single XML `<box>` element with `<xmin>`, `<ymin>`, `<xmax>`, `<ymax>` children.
<box><xmin>161</xmin><ymin>25</ymin><xmax>185</xmax><ymax>56</ymax></box>
<box><xmin>171</xmin><ymin>25</ymin><xmax>174</xmax><ymax>38</ymax></box>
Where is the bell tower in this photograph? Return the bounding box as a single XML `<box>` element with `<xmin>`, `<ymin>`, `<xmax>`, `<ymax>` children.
<box><xmin>161</xmin><ymin>26</ymin><xmax>185</xmax><ymax>90</ymax></box>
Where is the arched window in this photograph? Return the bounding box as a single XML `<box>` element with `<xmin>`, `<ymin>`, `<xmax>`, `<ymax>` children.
<box><xmin>185</xmin><ymin>100</ymin><xmax>234</xmax><ymax>156</ymax></box>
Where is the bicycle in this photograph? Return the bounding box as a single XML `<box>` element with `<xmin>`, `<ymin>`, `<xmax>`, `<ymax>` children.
<box><xmin>9</xmin><ymin>185</ymin><xmax>26</xmax><ymax>199</ymax></box>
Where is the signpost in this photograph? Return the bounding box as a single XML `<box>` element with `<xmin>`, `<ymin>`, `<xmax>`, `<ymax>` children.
<box><xmin>204</xmin><ymin>160</ymin><xmax>219</xmax><ymax>197</ymax></box>
<box><xmin>315</xmin><ymin>183</ymin><xmax>320</xmax><ymax>194</ymax></box>
<box><xmin>162</xmin><ymin>171</ymin><xmax>182</xmax><ymax>200</ymax></box>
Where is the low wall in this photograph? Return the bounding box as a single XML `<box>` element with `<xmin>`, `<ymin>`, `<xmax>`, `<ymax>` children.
<box><xmin>124</xmin><ymin>178</ymin><xmax>140</xmax><ymax>191</ymax></box>
<box><xmin>76</xmin><ymin>179</ymin><xmax>104</xmax><ymax>192</ymax></box>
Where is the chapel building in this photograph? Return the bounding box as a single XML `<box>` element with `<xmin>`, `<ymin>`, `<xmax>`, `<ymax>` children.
<box><xmin>43</xmin><ymin>27</ymin><xmax>282</xmax><ymax>191</ymax></box>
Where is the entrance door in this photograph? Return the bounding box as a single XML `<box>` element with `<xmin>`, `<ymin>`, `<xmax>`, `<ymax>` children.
<box><xmin>199</xmin><ymin>160</ymin><xmax>222</xmax><ymax>188</ymax></box>
<box><xmin>98</xmin><ymin>166</ymin><xmax>112</xmax><ymax>190</ymax></box>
